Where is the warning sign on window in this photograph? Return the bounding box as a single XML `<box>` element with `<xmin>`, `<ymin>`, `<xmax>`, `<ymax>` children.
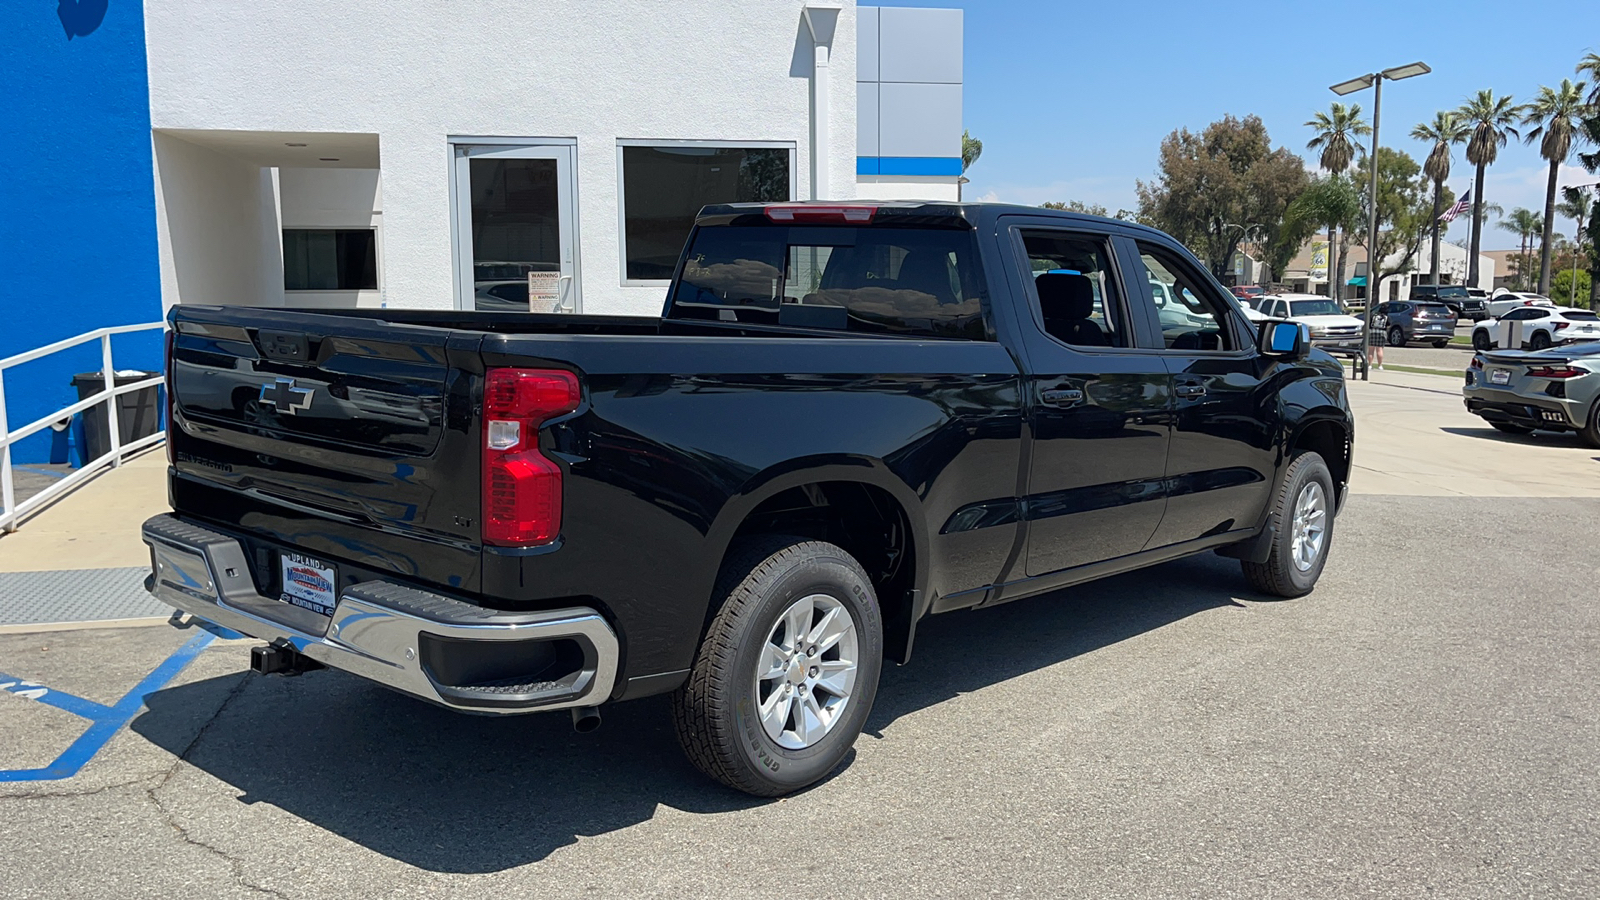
<box><xmin>528</xmin><ymin>272</ymin><xmax>562</xmax><ymax>313</ymax></box>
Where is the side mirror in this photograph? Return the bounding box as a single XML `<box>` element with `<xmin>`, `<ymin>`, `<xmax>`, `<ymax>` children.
<box><xmin>1257</xmin><ymin>319</ymin><xmax>1309</xmax><ymax>359</ymax></box>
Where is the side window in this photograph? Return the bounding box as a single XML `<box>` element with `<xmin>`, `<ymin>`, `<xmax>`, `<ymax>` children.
<box><xmin>1134</xmin><ymin>243</ymin><xmax>1234</xmax><ymax>351</ymax></box>
<box><xmin>1019</xmin><ymin>230</ymin><xmax>1127</xmax><ymax>348</ymax></box>
<box><xmin>1501</xmin><ymin>308</ymin><xmax>1530</xmax><ymax>321</ymax></box>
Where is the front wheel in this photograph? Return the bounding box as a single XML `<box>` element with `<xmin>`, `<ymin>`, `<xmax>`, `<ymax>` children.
<box><xmin>1472</xmin><ymin>330</ymin><xmax>1493</xmax><ymax>351</ymax></box>
<box><xmin>1242</xmin><ymin>451</ymin><xmax>1336</xmax><ymax>598</ymax></box>
<box><xmin>1387</xmin><ymin>326</ymin><xmax>1407</xmax><ymax>347</ymax></box>
<box><xmin>671</xmin><ymin>536</ymin><xmax>884</xmax><ymax>796</ymax></box>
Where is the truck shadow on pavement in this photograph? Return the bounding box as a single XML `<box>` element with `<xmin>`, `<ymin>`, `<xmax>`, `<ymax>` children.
<box><xmin>130</xmin><ymin>553</ymin><xmax>1246</xmax><ymax>874</ymax></box>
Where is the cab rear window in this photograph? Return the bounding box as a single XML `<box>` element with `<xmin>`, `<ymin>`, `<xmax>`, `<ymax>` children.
<box><xmin>668</xmin><ymin>225</ymin><xmax>989</xmax><ymax>339</ymax></box>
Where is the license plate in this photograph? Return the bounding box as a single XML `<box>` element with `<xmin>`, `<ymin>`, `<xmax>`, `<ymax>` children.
<box><xmin>1429</xmin><ymin>324</ymin><xmax>1447</xmax><ymax>331</ymax></box>
<box><xmin>1490</xmin><ymin>369</ymin><xmax>1511</xmax><ymax>385</ymax></box>
<box><xmin>280</xmin><ymin>552</ymin><xmax>338</xmax><ymax>617</ymax></box>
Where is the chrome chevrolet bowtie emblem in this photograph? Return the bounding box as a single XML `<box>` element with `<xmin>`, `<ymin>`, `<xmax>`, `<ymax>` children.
<box><xmin>259</xmin><ymin>377</ymin><xmax>314</xmax><ymax>415</ymax></box>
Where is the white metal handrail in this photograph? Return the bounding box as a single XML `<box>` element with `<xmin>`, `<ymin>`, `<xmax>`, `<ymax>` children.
<box><xmin>0</xmin><ymin>322</ymin><xmax>167</xmax><ymax>532</ymax></box>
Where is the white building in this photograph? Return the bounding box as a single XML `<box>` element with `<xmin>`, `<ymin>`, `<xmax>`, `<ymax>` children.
<box><xmin>1278</xmin><ymin>234</ymin><xmax>1495</xmax><ymax>300</ymax></box>
<box><xmin>144</xmin><ymin>2</ymin><xmax>963</xmax><ymax>318</ymax></box>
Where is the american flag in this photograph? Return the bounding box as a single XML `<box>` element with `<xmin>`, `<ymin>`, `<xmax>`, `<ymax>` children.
<box><xmin>1440</xmin><ymin>189</ymin><xmax>1472</xmax><ymax>223</ymax></box>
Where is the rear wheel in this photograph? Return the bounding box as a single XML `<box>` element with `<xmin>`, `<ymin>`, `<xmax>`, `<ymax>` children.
<box><xmin>1472</xmin><ymin>330</ymin><xmax>1493</xmax><ymax>351</ymax></box>
<box><xmin>1490</xmin><ymin>421</ymin><xmax>1534</xmax><ymax>435</ymax></box>
<box><xmin>1577</xmin><ymin>401</ymin><xmax>1600</xmax><ymax>449</ymax></box>
<box><xmin>671</xmin><ymin>536</ymin><xmax>883</xmax><ymax>796</ymax></box>
<box><xmin>1529</xmin><ymin>331</ymin><xmax>1552</xmax><ymax>351</ymax></box>
<box><xmin>1242</xmin><ymin>451</ymin><xmax>1335</xmax><ymax>598</ymax></box>
<box><xmin>1387</xmin><ymin>326</ymin><xmax>1406</xmax><ymax>347</ymax></box>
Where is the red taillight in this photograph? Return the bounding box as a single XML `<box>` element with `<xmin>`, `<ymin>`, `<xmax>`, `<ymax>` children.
<box><xmin>763</xmin><ymin>204</ymin><xmax>877</xmax><ymax>224</ymax></box>
<box><xmin>1554</xmin><ymin>321</ymin><xmax>1570</xmax><ymax>330</ymax></box>
<box><xmin>1469</xmin><ymin>356</ymin><xmax>1484</xmax><ymax>370</ymax></box>
<box><xmin>1527</xmin><ymin>366</ymin><xmax>1584</xmax><ymax>379</ymax></box>
<box><xmin>482</xmin><ymin>368</ymin><xmax>580</xmax><ymax>546</ymax></box>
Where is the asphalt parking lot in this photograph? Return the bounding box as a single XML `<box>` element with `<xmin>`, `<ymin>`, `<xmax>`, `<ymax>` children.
<box><xmin>3</xmin><ymin>381</ymin><xmax>1599</xmax><ymax>898</ymax></box>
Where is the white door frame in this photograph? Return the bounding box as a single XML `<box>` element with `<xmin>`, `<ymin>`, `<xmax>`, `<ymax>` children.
<box><xmin>449</xmin><ymin>138</ymin><xmax>581</xmax><ymax>313</ymax></box>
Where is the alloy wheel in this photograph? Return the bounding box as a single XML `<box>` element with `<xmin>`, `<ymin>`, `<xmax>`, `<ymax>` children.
<box><xmin>753</xmin><ymin>594</ymin><xmax>860</xmax><ymax>750</ymax></box>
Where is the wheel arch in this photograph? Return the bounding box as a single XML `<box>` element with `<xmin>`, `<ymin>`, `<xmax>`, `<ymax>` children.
<box><xmin>1286</xmin><ymin>415</ymin><xmax>1352</xmax><ymax>509</ymax></box>
<box><xmin>701</xmin><ymin>458</ymin><xmax>930</xmax><ymax>665</ymax></box>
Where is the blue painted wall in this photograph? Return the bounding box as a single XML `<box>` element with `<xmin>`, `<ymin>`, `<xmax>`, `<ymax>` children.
<box><xmin>0</xmin><ymin>1</ymin><xmax>163</xmax><ymax>463</ymax></box>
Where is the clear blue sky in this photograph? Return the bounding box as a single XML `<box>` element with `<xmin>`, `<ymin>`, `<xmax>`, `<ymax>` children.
<box><xmin>873</xmin><ymin>0</ymin><xmax>1598</xmax><ymax>251</ymax></box>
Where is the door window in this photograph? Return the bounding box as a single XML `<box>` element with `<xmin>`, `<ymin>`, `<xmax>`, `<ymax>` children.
<box><xmin>1134</xmin><ymin>243</ymin><xmax>1234</xmax><ymax>350</ymax></box>
<box><xmin>1018</xmin><ymin>230</ymin><xmax>1127</xmax><ymax>348</ymax></box>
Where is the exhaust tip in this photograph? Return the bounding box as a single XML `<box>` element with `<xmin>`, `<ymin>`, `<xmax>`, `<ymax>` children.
<box><xmin>571</xmin><ymin>706</ymin><xmax>602</xmax><ymax>734</ymax></box>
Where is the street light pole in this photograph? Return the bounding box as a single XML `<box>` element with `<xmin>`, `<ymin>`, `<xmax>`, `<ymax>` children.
<box><xmin>1330</xmin><ymin>61</ymin><xmax>1430</xmax><ymax>381</ymax></box>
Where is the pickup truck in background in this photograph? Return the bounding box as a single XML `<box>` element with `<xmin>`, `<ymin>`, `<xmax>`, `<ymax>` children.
<box><xmin>143</xmin><ymin>202</ymin><xmax>1354</xmax><ymax>796</ymax></box>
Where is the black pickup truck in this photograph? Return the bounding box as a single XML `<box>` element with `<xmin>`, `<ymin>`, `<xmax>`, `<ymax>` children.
<box><xmin>143</xmin><ymin>202</ymin><xmax>1353</xmax><ymax>796</ymax></box>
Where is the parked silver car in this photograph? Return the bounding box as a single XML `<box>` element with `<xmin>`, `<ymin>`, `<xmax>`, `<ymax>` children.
<box><xmin>1463</xmin><ymin>343</ymin><xmax>1600</xmax><ymax>446</ymax></box>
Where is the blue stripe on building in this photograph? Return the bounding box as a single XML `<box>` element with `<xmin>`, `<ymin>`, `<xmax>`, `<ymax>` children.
<box><xmin>856</xmin><ymin>157</ymin><xmax>964</xmax><ymax>177</ymax></box>
<box><xmin>2</xmin><ymin>1</ymin><xmax>164</xmax><ymax>462</ymax></box>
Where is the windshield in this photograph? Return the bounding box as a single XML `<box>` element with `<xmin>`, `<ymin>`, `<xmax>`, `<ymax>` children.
<box><xmin>1416</xmin><ymin>303</ymin><xmax>1453</xmax><ymax>315</ymax></box>
<box><xmin>1433</xmin><ymin>285</ymin><xmax>1468</xmax><ymax>298</ymax></box>
<box><xmin>1287</xmin><ymin>299</ymin><xmax>1343</xmax><ymax>317</ymax></box>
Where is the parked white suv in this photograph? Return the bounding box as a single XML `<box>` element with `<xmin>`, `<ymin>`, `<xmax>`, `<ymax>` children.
<box><xmin>1487</xmin><ymin>291</ymin><xmax>1555</xmax><ymax>319</ymax></box>
<box><xmin>1471</xmin><ymin>305</ymin><xmax>1600</xmax><ymax>351</ymax></box>
<box><xmin>1257</xmin><ymin>294</ymin><xmax>1365</xmax><ymax>351</ymax></box>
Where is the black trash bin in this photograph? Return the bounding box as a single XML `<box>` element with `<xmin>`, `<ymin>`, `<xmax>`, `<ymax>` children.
<box><xmin>71</xmin><ymin>371</ymin><xmax>163</xmax><ymax>462</ymax></box>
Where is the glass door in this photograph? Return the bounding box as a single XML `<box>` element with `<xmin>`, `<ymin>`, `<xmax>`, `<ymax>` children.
<box><xmin>452</xmin><ymin>143</ymin><xmax>579</xmax><ymax>313</ymax></box>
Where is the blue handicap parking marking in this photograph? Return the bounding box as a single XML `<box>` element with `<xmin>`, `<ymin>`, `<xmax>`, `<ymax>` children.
<box><xmin>0</xmin><ymin>631</ymin><xmax>216</xmax><ymax>782</ymax></box>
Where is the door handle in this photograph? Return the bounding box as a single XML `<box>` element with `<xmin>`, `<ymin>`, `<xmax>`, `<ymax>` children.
<box><xmin>557</xmin><ymin>274</ymin><xmax>574</xmax><ymax>313</ymax></box>
<box><xmin>1040</xmin><ymin>388</ymin><xmax>1084</xmax><ymax>406</ymax></box>
<box><xmin>1175</xmin><ymin>383</ymin><xmax>1207</xmax><ymax>399</ymax></box>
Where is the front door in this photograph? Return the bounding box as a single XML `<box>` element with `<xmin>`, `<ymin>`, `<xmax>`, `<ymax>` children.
<box><xmin>452</xmin><ymin>142</ymin><xmax>579</xmax><ymax>313</ymax></box>
<box><xmin>1126</xmin><ymin>240</ymin><xmax>1276</xmax><ymax>547</ymax></box>
<box><xmin>1005</xmin><ymin>222</ymin><xmax>1173</xmax><ymax>577</ymax></box>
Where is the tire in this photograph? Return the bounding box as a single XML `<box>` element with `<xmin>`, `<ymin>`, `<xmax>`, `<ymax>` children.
<box><xmin>1241</xmin><ymin>451</ymin><xmax>1335</xmax><ymax>598</ymax></box>
<box><xmin>1472</xmin><ymin>330</ymin><xmax>1492</xmax><ymax>351</ymax></box>
<box><xmin>1529</xmin><ymin>331</ymin><xmax>1552</xmax><ymax>351</ymax></box>
<box><xmin>671</xmin><ymin>536</ymin><xmax>884</xmax><ymax>796</ymax></box>
<box><xmin>1490</xmin><ymin>421</ymin><xmax>1533</xmax><ymax>435</ymax></box>
<box><xmin>1578</xmin><ymin>401</ymin><xmax>1600</xmax><ymax>449</ymax></box>
<box><xmin>1431</xmin><ymin>340</ymin><xmax>1450</xmax><ymax>349</ymax></box>
<box><xmin>1387</xmin><ymin>326</ymin><xmax>1406</xmax><ymax>347</ymax></box>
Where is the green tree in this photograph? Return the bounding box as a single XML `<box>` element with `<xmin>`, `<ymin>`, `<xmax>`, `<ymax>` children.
<box><xmin>1567</xmin><ymin>111</ymin><xmax>1600</xmax><ymax>306</ymax></box>
<box><xmin>1040</xmin><ymin>200</ymin><xmax>1109</xmax><ymax>216</ymax></box>
<box><xmin>1498</xmin><ymin>207</ymin><xmax>1544</xmax><ymax>290</ymax></box>
<box><xmin>1135</xmin><ymin>114</ymin><xmax>1310</xmax><ymax>278</ymax></box>
<box><xmin>1306</xmin><ymin>102</ymin><xmax>1370</xmax><ymax>301</ymax></box>
<box><xmin>1412</xmin><ymin>111</ymin><xmax>1470</xmax><ymax>287</ymax></box>
<box><xmin>1350</xmin><ymin>147</ymin><xmax>1432</xmax><ymax>290</ymax></box>
<box><xmin>1283</xmin><ymin>175</ymin><xmax>1361</xmax><ymax>295</ymax></box>
<box><xmin>1521</xmin><ymin>78</ymin><xmax>1591</xmax><ymax>294</ymax></box>
<box><xmin>1457</xmin><ymin>89</ymin><xmax>1521</xmax><ymax>286</ymax></box>
<box><xmin>1552</xmin><ymin>268</ymin><xmax>1591</xmax><ymax>306</ymax></box>
<box><xmin>1578</xmin><ymin>52</ymin><xmax>1600</xmax><ymax>106</ymax></box>
<box><xmin>961</xmin><ymin>130</ymin><xmax>983</xmax><ymax>173</ymax></box>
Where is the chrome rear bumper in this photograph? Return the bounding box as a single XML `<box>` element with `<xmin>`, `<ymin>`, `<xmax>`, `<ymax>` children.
<box><xmin>141</xmin><ymin>514</ymin><xmax>618</xmax><ymax>714</ymax></box>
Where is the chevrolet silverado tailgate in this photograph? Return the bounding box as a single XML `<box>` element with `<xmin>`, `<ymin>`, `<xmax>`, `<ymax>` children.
<box><xmin>168</xmin><ymin>306</ymin><xmax>485</xmax><ymax>592</ymax></box>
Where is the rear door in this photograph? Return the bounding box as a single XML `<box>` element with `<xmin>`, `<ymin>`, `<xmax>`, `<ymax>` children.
<box><xmin>169</xmin><ymin>307</ymin><xmax>485</xmax><ymax>590</ymax></box>
<box><xmin>1002</xmin><ymin>219</ymin><xmax>1172</xmax><ymax>576</ymax></box>
<box><xmin>1124</xmin><ymin>239</ymin><xmax>1277</xmax><ymax>548</ymax></box>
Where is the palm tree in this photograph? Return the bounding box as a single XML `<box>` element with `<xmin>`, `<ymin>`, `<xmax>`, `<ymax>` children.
<box><xmin>1284</xmin><ymin>175</ymin><xmax>1361</xmax><ymax>297</ymax></box>
<box><xmin>1521</xmin><ymin>79</ymin><xmax>1590</xmax><ymax>294</ymax></box>
<box><xmin>1578</xmin><ymin>53</ymin><xmax>1600</xmax><ymax>106</ymax></box>
<box><xmin>1306</xmin><ymin>102</ymin><xmax>1369</xmax><ymax>301</ymax></box>
<box><xmin>1456</xmin><ymin>90</ymin><xmax>1521</xmax><ymax>287</ymax></box>
<box><xmin>1498</xmin><ymin>208</ymin><xmax>1543</xmax><ymax>290</ymax></box>
<box><xmin>1557</xmin><ymin>188</ymin><xmax>1593</xmax><ymax>306</ymax></box>
<box><xmin>1412</xmin><ymin>111</ymin><xmax>1470</xmax><ymax>286</ymax></box>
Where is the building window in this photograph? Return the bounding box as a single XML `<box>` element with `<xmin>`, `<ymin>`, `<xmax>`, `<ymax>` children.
<box><xmin>619</xmin><ymin>144</ymin><xmax>792</xmax><ymax>282</ymax></box>
<box><xmin>283</xmin><ymin>229</ymin><xmax>378</xmax><ymax>291</ymax></box>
